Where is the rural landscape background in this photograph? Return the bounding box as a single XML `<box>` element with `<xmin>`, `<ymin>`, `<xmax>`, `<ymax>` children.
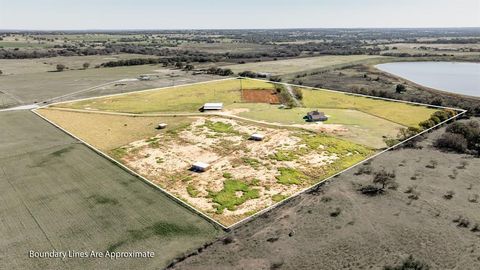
<box><xmin>1</xmin><ymin>1</ymin><xmax>480</xmax><ymax>270</ymax></box>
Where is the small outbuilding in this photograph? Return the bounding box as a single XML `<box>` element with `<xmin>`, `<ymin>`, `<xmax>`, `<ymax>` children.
<box><xmin>157</xmin><ymin>123</ymin><xmax>168</xmax><ymax>129</ymax></box>
<box><xmin>306</xmin><ymin>110</ymin><xmax>328</xmax><ymax>122</ymax></box>
<box><xmin>191</xmin><ymin>162</ymin><xmax>210</xmax><ymax>172</ymax></box>
<box><xmin>250</xmin><ymin>133</ymin><xmax>264</xmax><ymax>141</ymax></box>
<box><xmin>201</xmin><ymin>102</ymin><xmax>223</xmax><ymax>111</ymax></box>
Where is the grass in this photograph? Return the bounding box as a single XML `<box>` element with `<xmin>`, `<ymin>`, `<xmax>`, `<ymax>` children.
<box><xmin>187</xmin><ymin>184</ymin><xmax>200</xmax><ymax>197</ymax></box>
<box><xmin>301</xmin><ymin>87</ymin><xmax>439</xmax><ymax>127</ymax></box>
<box><xmin>36</xmin><ymin>109</ymin><xmax>195</xmax><ymax>151</ymax></box>
<box><xmin>270</xmin><ymin>150</ymin><xmax>297</xmax><ymax>161</ymax></box>
<box><xmin>276</xmin><ymin>167</ymin><xmax>309</xmax><ymax>185</ymax></box>
<box><xmin>225</xmin><ymin>103</ymin><xmax>406</xmax><ymax>149</ymax></box>
<box><xmin>242</xmin><ymin>157</ymin><xmax>261</xmax><ymax>169</ymax></box>
<box><xmin>209</xmin><ymin>179</ymin><xmax>260</xmax><ymax>214</ymax></box>
<box><xmin>56</xmin><ymin>78</ymin><xmax>274</xmax><ymax>113</ymax></box>
<box><xmin>223</xmin><ymin>55</ymin><xmax>384</xmax><ymax>75</ymax></box>
<box><xmin>204</xmin><ymin>120</ymin><xmax>238</xmax><ymax>134</ymax></box>
<box><xmin>0</xmin><ymin>110</ymin><xmax>221</xmax><ymax>270</ymax></box>
<box><xmin>272</xmin><ymin>194</ymin><xmax>287</xmax><ymax>202</ymax></box>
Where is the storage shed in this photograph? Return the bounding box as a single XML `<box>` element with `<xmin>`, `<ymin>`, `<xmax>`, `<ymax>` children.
<box><xmin>157</xmin><ymin>123</ymin><xmax>168</xmax><ymax>129</ymax></box>
<box><xmin>250</xmin><ymin>133</ymin><xmax>264</xmax><ymax>141</ymax></box>
<box><xmin>202</xmin><ymin>103</ymin><xmax>223</xmax><ymax>111</ymax></box>
<box><xmin>191</xmin><ymin>162</ymin><xmax>210</xmax><ymax>172</ymax></box>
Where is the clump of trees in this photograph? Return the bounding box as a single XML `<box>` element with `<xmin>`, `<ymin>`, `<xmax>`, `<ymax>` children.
<box><xmin>419</xmin><ymin>110</ymin><xmax>457</xmax><ymax>130</ymax></box>
<box><xmin>434</xmin><ymin>120</ymin><xmax>480</xmax><ymax>155</ymax></box>
<box><xmin>206</xmin><ymin>67</ymin><xmax>233</xmax><ymax>76</ymax></box>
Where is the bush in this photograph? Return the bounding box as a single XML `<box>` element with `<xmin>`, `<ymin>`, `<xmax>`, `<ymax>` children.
<box><xmin>56</xmin><ymin>64</ymin><xmax>66</xmax><ymax>72</ymax></box>
<box><xmin>384</xmin><ymin>255</ymin><xmax>430</xmax><ymax>270</ymax></box>
<box><xmin>395</xmin><ymin>84</ymin><xmax>406</xmax><ymax>93</ymax></box>
<box><xmin>434</xmin><ymin>133</ymin><xmax>468</xmax><ymax>153</ymax></box>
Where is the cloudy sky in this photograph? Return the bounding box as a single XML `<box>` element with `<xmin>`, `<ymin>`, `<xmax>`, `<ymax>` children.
<box><xmin>1</xmin><ymin>0</ymin><xmax>479</xmax><ymax>30</ymax></box>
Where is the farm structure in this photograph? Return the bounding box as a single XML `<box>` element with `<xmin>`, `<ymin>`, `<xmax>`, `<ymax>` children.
<box><xmin>306</xmin><ymin>110</ymin><xmax>328</xmax><ymax>122</ymax></box>
<box><xmin>250</xmin><ymin>133</ymin><xmax>265</xmax><ymax>141</ymax></box>
<box><xmin>202</xmin><ymin>102</ymin><xmax>223</xmax><ymax>111</ymax></box>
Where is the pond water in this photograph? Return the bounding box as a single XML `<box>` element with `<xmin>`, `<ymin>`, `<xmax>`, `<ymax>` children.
<box><xmin>375</xmin><ymin>62</ymin><xmax>480</xmax><ymax>97</ymax></box>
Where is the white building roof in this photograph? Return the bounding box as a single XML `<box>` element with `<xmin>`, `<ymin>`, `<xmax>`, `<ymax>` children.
<box><xmin>251</xmin><ymin>133</ymin><xmax>264</xmax><ymax>139</ymax></box>
<box><xmin>192</xmin><ymin>162</ymin><xmax>210</xmax><ymax>168</ymax></box>
<box><xmin>203</xmin><ymin>103</ymin><xmax>223</xmax><ymax>110</ymax></box>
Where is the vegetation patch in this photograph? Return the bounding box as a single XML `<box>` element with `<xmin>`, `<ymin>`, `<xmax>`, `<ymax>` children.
<box><xmin>187</xmin><ymin>184</ymin><xmax>200</xmax><ymax>197</ymax></box>
<box><xmin>203</xmin><ymin>120</ymin><xmax>239</xmax><ymax>134</ymax></box>
<box><xmin>272</xmin><ymin>194</ymin><xmax>287</xmax><ymax>202</ymax></box>
<box><xmin>270</xmin><ymin>150</ymin><xmax>297</xmax><ymax>161</ymax></box>
<box><xmin>276</xmin><ymin>167</ymin><xmax>309</xmax><ymax>185</ymax></box>
<box><xmin>209</xmin><ymin>179</ymin><xmax>260</xmax><ymax>214</ymax></box>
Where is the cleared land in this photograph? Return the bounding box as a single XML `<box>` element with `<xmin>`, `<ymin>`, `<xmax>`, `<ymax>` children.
<box><xmin>223</xmin><ymin>55</ymin><xmax>385</xmax><ymax>75</ymax></box>
<box><xmin>0</xmin><ymin>110</ymin><xmax>221</xmax><ymax>270</ymax></box>
<box><xmin>35</xmin><ymin>110</ymin><xmax>372</xmax><ymax>226</ymax></box>
<box><xmin>39</xmin><ymin>78</ymin><xmax>440</xmax><ymax>227</ymax></box>
<box><xmin>171</xmin><ymin>124</ymin><xmax>480</xmax><ymax>270</ymax></box>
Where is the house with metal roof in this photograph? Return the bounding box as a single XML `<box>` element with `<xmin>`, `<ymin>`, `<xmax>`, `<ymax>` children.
<box><xmin>306</xmin><ymin>110</ymin><xmax>328</xmax><ymax>122</ymax></box>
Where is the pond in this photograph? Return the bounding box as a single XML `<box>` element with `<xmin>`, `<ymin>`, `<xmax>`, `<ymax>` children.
<box><xmin>376</xmin><ymin>62</ymin><xmax>480</xmax><ymax>97</ymax></box>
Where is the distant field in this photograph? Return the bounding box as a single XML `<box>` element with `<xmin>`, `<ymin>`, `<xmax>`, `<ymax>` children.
<box><xmin>56</xmin><ymin>79</ymin><xmax>274</xmax><ymax>113</ymax></box>
<box><xmin>0</xmin><ymin>58</ymin><xmax>218</xmax><ymax>107</ymax></box>
<box><xmin>300</xmin><ymin>87</ymin><xmax>439</xmax><ymax>127</ymax></box>
<box><xmin>0</xmin><ymin>111</ymin><xmax>220</xmax><ymax>270</ymax></box>
<box><xmin>223</xmin><ymin>55</ymin><xmax>385</xmax><ymax>75</ymax></box>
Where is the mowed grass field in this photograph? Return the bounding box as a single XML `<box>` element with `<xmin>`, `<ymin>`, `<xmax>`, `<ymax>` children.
<box><xmin>37</xmin><ymin>108</ymin><xmax>195</xmax><ymax>151</ymax></box>
<box><xmin>223</xmin><ymin>55</ymin><xmax>385</xmax><ymax>75</ymax></box>
<box><xmin>56</xmin><ymin>78</ymin><xmax>275</xmax><ymax>113</ymax></box>
<box><xmin>301</xmin><ymin>87</ymin><xmax>439</xmax><ymax>127</ymax></box>
<box><xmin>225</xmin><ymin>103</ymin><xmax>404</xmax><ymax>148</ymax></box>
<box><xmin>0</xmin><ymin>111</ymin><xmax>221</xmax><ymax>270</ymax></box>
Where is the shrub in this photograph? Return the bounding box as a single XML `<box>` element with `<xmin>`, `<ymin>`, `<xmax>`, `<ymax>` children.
<box><xmin>443</xmin><ymin>190</ymin><xmax>455</xmax><ymax>200</ymax></box>
<box><xmin>395</xmin><ymin>84</ymin><xmax>406</xmax><ymax>93</ymax></box>
<box><xmin>384</xmin><ymin>255</ymin><xmax>430</xmax><ymax>270</ymax></box>
<box><xmin>434</xmin><ymin>133</ymin><xmax>468</xmax><ymax>153</ymax></box>
<box><xmin>56</xmin><ymin>64</ymin><xmax>66</xmax><ymax>71</ymax></box>
<box><xmin>329</xmin><ymin>207</ymin><xmax>341</xmax><ymax>217</ymax></box>
<box><xmin>373</xmin><ymin>169</ymin><xmax>396</xmax><ymax>190</ymax></box>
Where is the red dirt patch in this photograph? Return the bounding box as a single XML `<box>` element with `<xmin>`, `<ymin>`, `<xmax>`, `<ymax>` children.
<box><xmin>242</xmin><ymin>89</ymin><xmax>280</xmax><ymax>104</ymax></box>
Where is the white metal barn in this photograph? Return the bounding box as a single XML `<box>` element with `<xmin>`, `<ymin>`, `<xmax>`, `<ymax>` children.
<box><xmin>202</xmin><ymin>103</ymin><xmax>223</xmax><ymax>111</ymax></box>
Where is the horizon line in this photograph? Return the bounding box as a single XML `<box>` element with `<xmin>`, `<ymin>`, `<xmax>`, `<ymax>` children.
<box><xmin>1</xmin><ymin>26</ymin><xmax>480</xmax><ymax>32</ymax></box>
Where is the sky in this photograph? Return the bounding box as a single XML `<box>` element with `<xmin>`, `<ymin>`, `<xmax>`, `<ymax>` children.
<box><xmin>0</xmin><ymin>0</ymin><xmax>479</xmax><ymax>30</ymax></box>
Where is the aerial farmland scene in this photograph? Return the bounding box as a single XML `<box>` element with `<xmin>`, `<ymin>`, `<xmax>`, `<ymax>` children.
<box><xmin>1</xmin><ymin>1</ymin><xmax>480</xmax><ymax>270</ymax></box>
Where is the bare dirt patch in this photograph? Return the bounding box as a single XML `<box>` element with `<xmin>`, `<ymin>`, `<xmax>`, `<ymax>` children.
<box><xmin>242</xmin><ymin>89</ymin><xmax>280</xmax><ymax>104</ymax></box>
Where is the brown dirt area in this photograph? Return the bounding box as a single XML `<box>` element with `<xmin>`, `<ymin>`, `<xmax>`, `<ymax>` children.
<box><xmin>242</xmin><ymin>89</ymin><xmax>280</xmax><ymax>104</ymax></box>
<box><xmin>169</xmin><ymin>122</ymin><xmax>480</xmax><ymax>270</ymax></box>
